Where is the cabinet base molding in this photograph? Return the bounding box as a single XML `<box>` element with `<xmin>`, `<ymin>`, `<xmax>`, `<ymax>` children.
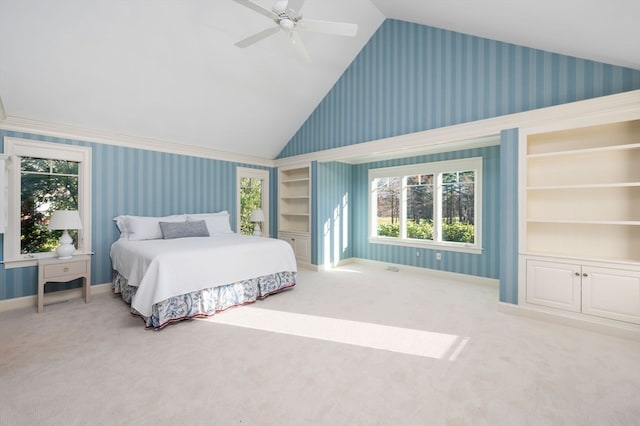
<box><xmin>498</xmin><ymin>302</ymin><xmax>640</xmax><ymax>341</ymax></box>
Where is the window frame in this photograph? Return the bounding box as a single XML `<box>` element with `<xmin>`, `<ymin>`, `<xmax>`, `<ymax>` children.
<box><xmin>3</xmin><ymin>138</ymin><xmax>92</xmax><ymax>269</ymax></box>
<box><xmin>368</xmin><ymin>157</ymin><xmax>483</xmax><ymax>254</ymax></box>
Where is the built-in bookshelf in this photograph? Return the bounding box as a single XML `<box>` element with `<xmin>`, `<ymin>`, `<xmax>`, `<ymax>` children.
<box><xmin>278</xmin><ymin>165</ymin><xmax>311</xmax><ymax>264</ymax></box>
<box><xmin>519</xmin><ymin>119</ymin><xmax>640</xmax><ymax>326</ymax></box>
<box><xmin>524</xmin><ymin>120</ymin><xmax>640</xmax><ymax>263</ymax></box>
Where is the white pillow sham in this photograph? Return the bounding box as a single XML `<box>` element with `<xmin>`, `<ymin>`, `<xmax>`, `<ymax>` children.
<box><xmin>113</xmin><ymin>214</ymin><xmax>186</xmax><ymax>241</ymax></box>
<box><xmin>187</xmin><ymin>211</ymin><xmax>233</xmax><ymax>235</ymax></box>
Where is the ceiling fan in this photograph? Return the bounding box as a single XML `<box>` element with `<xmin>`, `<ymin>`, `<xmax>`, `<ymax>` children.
<box><xmin>231</xmin><ymin>0</ymin><xmax>358</xmax><ymax>62</ymax></box>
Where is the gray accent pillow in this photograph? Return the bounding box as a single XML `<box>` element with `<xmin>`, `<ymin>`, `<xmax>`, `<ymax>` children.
<box><xmin>159</xmin><ymin>220</ymin><xmax>210</xmax><ymax>239</ymax></box>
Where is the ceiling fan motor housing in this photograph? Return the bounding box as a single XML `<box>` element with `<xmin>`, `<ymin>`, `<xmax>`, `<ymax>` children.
<box><xmin>272</xmin><ymin>0</ymin><xmax>289</xmax><ymax>15</ymax></box>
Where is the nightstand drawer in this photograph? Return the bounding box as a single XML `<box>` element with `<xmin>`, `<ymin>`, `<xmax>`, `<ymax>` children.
<box><xmin>44</xmin><ymin>261</ymin><xmax>87</xmax><ymax>279</ymax></box>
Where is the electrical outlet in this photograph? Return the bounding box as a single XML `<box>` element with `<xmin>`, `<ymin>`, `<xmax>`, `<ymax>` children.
<box><xmin>416</xmin><ymin>251</ymin><xmax>420</xmax><ymax>257</ymax></box>
<box><xmin>436</xmin><ymin>252</ymin><xmax>442</xmax><ymax>260</ymax></box>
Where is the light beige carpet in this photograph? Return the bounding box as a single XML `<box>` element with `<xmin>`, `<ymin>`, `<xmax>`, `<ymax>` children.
<box><xmin>1</xmin><ymin>262</ymin><xmax>639</xmax><ymax>426</ymax></box>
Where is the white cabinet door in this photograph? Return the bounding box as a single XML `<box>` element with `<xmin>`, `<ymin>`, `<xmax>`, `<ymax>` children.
<box><xmin>279</xmin><ymin>232</ymin><xmax>310</xmax><ymax>264</ymax></box>
<box><xmin>526</xmin><ymin>260</ymin><xmax>582</xmax><ymax>312</ymax></box>
<box><xmin>292</xmin><ymin>234</ymin><xmax>310</xmax><ymax>264</ymax></box>
<box><xmin>582</xmin><ymin>266</ymin><xmax>640</xmax><ymax>324</ymax></box>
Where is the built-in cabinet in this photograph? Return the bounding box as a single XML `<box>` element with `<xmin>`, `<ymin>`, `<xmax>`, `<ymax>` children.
<box><xmin>526</xmin><ymin>257</ymin><xmax>640</xmax><ymax>324</ymax></box>
<box><xmin>519</xmin><ymin>119</ymin><xmax>640</xmax><ymax>327</ymax></box>
<box><xmin>278</xmin><ymin>165</ymin><xmax>311</xmax><ymax>265</ymax></box>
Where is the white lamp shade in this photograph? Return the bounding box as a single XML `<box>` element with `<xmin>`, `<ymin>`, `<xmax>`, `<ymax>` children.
<box><xmin>49</xmin><ymin>210</ymin><xmax>83</xmax><ymax>230</ymax></box>
<box><xmin>249</xmin><ymin>209</ymin><xmax>264</xmax><ymax>222</ymax></box>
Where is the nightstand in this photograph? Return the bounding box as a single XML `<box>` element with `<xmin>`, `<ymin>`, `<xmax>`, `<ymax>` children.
<box><xmin>37</xmin><ymin>255</ymin><xmax>91</xmax><ymax>313</ymax></box>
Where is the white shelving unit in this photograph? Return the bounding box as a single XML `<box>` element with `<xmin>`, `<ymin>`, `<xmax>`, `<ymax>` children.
<box><xmin>524</xmin><ymin>120</ymin><xmax>640</xmax><ymax>263</ymax></box>
<box><xmin>519</xmin><ymin>119</ymin><xmax>640</xmax><ymax>326</ymax></box>
<box><xmin>278</xmin><ymin>165</ymin><xmax>311</xmax><ymax>265</ymax></box>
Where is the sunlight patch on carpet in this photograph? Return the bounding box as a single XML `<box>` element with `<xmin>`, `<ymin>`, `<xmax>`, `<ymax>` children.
<box><xmin>200</xmin><ymin>307</ymin><xmax>465</xmax><ymax>359</ymax></box>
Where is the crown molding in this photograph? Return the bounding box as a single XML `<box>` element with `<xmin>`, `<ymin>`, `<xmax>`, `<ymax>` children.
<box><xmin>0</xmin><ymin>116</ymin><xmax>275</xmax><ymax>168</ymax></box>
<box><xmin>275</xmin><ymin>89</ymin><xmax>640</xmax><ymax>167</ymax></box>
<box><xmin>2</xmin><ymin>89</ymin><xmax>638</xmax><ymax>170</ymax></box>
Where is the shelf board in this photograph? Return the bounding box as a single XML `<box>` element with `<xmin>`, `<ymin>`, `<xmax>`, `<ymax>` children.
<box><xmin>527</xmin><ymin>142</ymin><xmax>640</xmax><ymax>159</ymax></box>
<box><xmin>281</xmin><ymin>178</ymin><xmax>310</xmax><ymax>183</ymax></box>
<box><xmin>527</xmin><ymin>219</ymin><xmax>640</xmax><ymax>226</ymax></box>
<box><xmin>527</xmin><ymin>182</ymin><xmax>640</xmax><ymax>190</ymax></box>
<box><xmin>281</xmin><ymin>213</ymin><xmax>310</xmax><ymax>217</ymax></box>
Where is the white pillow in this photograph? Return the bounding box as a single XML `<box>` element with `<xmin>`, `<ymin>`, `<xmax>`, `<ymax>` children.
<box><xmin>124</xmin><ymin>215</ymin><xmax>186</xmax><ymax>241</ymax></box>
<box><xmin>113</xmin><ymin>215</ymin><xmax>129</xmax><ymax>240</ymax></box>
<box><xmin>187</xmin><ymin>212</ymin><xmax>233</xmax><ymax>235</ymax></box>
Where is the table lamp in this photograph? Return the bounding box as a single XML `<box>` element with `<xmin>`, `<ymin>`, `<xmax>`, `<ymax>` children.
<box><xmin>48</xmin><ymin>210</ymin><xmax>83</xmax><ymax>259</ymax></box>
<box><xmin>249</xmin><ymin>209</ymin><xmax>265</xmax><ymax>236</ymax></box>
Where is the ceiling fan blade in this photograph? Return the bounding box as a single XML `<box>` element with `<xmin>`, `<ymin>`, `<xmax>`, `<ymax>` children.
<box><xmin>231</xmin><ymin>0</ymin><xmax>278</xmax><ymax>21</ymax></box>
<box><xmin>299</xmin><ymin>19</ymin><xmax>358</xmax><ymax>37</ymax></box>
<box><xmin>288</xmin><ymin>31</ymin><xmax>311</xmax><ymax>63</ymax></box>
<box><xmin>286</xmin><ymin>0</ymin><xmax>306</xmax><ymax>18</ymax></box>
<box><xmin>235</xmin><ymin>26</ymin><xmax>281</xmax><ymax>48</ymax></box>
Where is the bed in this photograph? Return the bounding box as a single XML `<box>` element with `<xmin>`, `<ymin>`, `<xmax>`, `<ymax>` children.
<box><xmin>110</xmin><ymin>212</ymin><xmax>297</xmax><ymax>329</ymax></box>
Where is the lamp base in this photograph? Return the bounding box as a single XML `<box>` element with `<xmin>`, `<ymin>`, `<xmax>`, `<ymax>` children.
<box><xmin>253</xmin><ymin>223</ymin><xmax>262</xmax><ymax>237</ymax></box>
<box><xmin>55</xmin><ymin>230</ymin><xmax>76</xmax><ymax>259</ymax></box>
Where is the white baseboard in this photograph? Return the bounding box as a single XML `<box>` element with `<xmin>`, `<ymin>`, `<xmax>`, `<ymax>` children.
<box><xmin>498</xmin><ymin>302</ymin><xmax>640</xmax><ymax>341</ymax></box>
<box><xmin>0</xmin><ymin>282</ymin><xmax>112</xmax><ymax>313</ymax></box>
<box><xmin>311</xmin><ymin>258</ymin><xmax>356</xmax><ymax>272</ymax></box>
<box><xmin>317</xmin><ymin>257</ymin><xmax>499</xmax><ymax>287</ymax></box>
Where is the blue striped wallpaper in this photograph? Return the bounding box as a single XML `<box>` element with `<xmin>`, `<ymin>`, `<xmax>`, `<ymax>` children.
<box><xmin>0</xmin><ymin>130</ymin><xmax>270</xmax><ymax>300</ymax></box>
<box><xmin>350</xmin><ymin>146</ymin><xmax>500</xmax><ymax>279</ymax></box>
<box><xmin>278</xmin><ymin>19</ymin><xmax>640</xmax><ymax>158</ymax></box>
<box><xmin>315</xmin><ymin>161</ymin><xmax>353</xmax><ymax>266</ymax></box>
<box><xmin>499</xmin><ymin>129</ymin><xmax>519</xmax><ymax>303</ymax></box>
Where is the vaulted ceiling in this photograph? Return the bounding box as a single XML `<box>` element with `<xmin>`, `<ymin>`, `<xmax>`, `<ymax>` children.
<box><xmin>1</xmin><ymin>0</ymin><xmax>638</xmax><ymax>159</ymax></box>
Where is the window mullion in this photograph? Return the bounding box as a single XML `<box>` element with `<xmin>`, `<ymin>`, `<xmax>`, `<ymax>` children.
<box><xmin>400</xmin><ymin>176</ymin><xmax>407</xmax><ymax>239</ymax></box>
<box><xmin>435</xmin><ymin>172</ymin><xmax>443</xmax><ymax>242</ymax></box>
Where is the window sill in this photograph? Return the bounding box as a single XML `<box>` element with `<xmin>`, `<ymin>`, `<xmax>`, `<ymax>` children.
<box><xmin>368</xmin><ymin>238</ymin><xmax>483</xmax><ymax>255</ymax></box>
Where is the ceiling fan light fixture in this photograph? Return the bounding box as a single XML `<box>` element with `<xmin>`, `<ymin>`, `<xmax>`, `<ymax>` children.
<box><xmin>279</xmin><ymin>18</ymin><xmax>295</xmax><ymax>31</ymax></box>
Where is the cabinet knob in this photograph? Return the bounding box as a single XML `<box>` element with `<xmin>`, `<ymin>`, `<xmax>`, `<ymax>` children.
<box><xmin>574</xmin><ymin>272</ymin><xmax>580</xmax><ymax>276</ymax></box>
<box><xmin>64</xmin><ymin>267</ymin><xmax>69</xmax><ymax>272</ymax></box>
<box><xmin>583</xmin><ymin>273</ymin><xmax>588</xmax><ymax>277</ymax></box>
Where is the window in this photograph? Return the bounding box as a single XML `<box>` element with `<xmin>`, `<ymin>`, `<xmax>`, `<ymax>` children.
<box><xmin>3</xmin><ymin>138</ymin><xmax>91</xmax><ymax>268</ymax></box>
<box><xmin>20</xmin><ymin>157</ymin><xmax>80</xmax><ymax>254</ymax></box>
<box><xmin>369</xmin><ymin>157</ymin><xmax>482</xmax><ymax>253</ymax></box>
<box><xmin>236</xmin><ymin>167</ymin><xmax>269</xmax><ymax>236</ymax></box>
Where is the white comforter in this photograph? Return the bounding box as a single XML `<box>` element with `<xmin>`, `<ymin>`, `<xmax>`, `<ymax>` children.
<box><xmin>110</xmin><ymin>234</ymin><xmax>297</xmax><ymax>317</ymax></box>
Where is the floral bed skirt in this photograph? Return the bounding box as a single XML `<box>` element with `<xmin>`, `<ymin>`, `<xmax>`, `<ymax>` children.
<box><xmin>112</xmin><ymin>270</ymin><xmax>296</xmax><ymax>329</ymax></box>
